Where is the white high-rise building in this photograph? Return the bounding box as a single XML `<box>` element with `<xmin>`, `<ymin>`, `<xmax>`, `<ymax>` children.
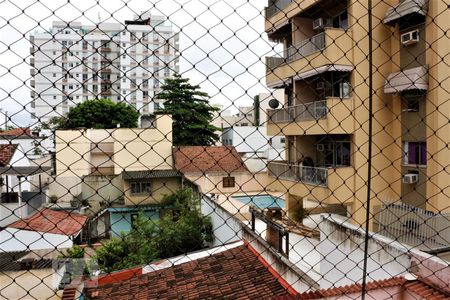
<box><xmin>29</xmin><ymin>13</ymin><xmax>179</xmax><ymax>125</ymax></box>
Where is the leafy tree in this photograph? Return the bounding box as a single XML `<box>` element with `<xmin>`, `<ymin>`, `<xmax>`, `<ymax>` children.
<box><xmin>46</xmin><ymin>98</ymin><xmax>139</xmax><ymax>129</ymax></box>
<box><xmin>59</xmin><ymin>245</ymin><xmax>85</xmax><ymax>259</ymax></box>
<box><xmin>157</xmin><ymin>74</ymin><xmax>221</xmax><ymax>146</ymax></box>
<box><xmin>155</xmin><ymin>188</ymin><xmax>213</xmax><ymax>258</ymax></box>
<box><xmin>93</xmin><ymin>188</ymin><xmax>213</xmax><ymax>273</ymax></box>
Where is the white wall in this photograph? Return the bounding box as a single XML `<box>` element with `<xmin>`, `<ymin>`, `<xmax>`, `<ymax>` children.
<box><xmin>319</xmin><ymin>215</ymin><xmax>412</xmax><ymax>289</ymax></box>
<box><xmin>201</xmin><ymin>195</ymin><xmax>242</xmax><ymax>247</ymax></box>
<box><xmin>0</xmin><ymin>228</ymin><xmax>73</xmax><ymax>252</ymax></box>
<box><xmin>0</xmin><ymin>203</ymin><xmax>27</xmax><ymax>227</ymax></box>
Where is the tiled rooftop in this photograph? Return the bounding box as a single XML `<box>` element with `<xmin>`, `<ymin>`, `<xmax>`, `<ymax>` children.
<box><xmin>0</xmin><ymin>144</ymin><xmax>17</xmax><ymax>166</ymax></box>
<box><xmin>7</xmin><ymin>208</ymin><xmax>88</xmax><ymax>237</ymax></box>
<box><xmin>0</xmin><ymin>127</ymin><xmax>33</xmax><ymax>138</ymax></box>
<box><xmin>275</xmin><ymin>276</ymin><xmax>450</xmax><ymax>300</ymax></box>
<box><xmin>83</xmin><ymin>243</ymin><xmax>290</xmax><ymax>299</ymax></box>
<box><xmin>173</xmin><ymin>146</ymin><xmax>249</xmax><ymax>174</ymax></box>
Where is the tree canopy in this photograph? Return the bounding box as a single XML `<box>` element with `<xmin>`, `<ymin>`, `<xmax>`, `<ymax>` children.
<box><xmin>46</xmin><ymin>98</ymin><xmax>139</xmax><ymax>129</ymax></box>
<box><xmin>94</xmin><ymin>188</ymin><xmax>213</xmax><ymax>273</ymax></box>
<box><xmin>157</xmin><ymin>74</ymin><xmax>221</xmax><ymax>146</ymax></box>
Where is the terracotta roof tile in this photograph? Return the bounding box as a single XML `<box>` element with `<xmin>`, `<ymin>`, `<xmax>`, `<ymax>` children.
<box><xmin>0</xmin><ymin>144</ymin><xmax>17</xmax><ymax>166</ymax></box>
<box><xmin>7</xmin><ymin>208</ymin><xmax>88</xmax><ymax>237</ymax></box>
<box><xmin>83</xmin><ymin>244</ymin><xmax>290</xmax><ymax>299</ymax></box>
<box><xmin>275</xmin><ymin>276</ymin><xmax>450</xmax><ymax>300</ymax></box>
<box><xmin>173</xmin><ymin>146</ymin><xmax>248</xmax><ymax>174</ymax></box>
<box><xmin>0</xmin><ymin>127</ymin><xmax>32</xmax><ymax>137</ymax></box>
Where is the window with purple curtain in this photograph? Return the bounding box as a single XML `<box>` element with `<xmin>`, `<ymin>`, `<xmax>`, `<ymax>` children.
<box><xmin>406</xmin><ymin>142</ymin><xmax>426</xmax><ymax>165</ymax></box>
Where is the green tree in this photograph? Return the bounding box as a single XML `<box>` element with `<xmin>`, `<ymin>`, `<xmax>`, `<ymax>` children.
<box><xmin>154</xmin><ymin>188</ymin><xmax>213</xmax><ymax>258</ymax></box>
<box><xmin>93</xmin><ymin>188</ymin><xmax>213</xmax><ymax>273</ymax></box>
<box><xmin>46</xmin><ymin>98</ymin><xmax>139</xmax><ymax>129</ymax></box>
<box><xmin>157</xmin><ymin>74</ymin><xmax>221</xmax><ymax>146</ymax></box>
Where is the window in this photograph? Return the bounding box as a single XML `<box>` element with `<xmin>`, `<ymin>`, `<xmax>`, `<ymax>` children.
<box><xmin>53</xmin><ymin>96</ymin><xmax>57</xmax><ymax>99</ymax></box>
<box><xmin>323</xmin><ymin>141</ymin><xmax>351</xmax><ymax>167</ymax></box>
<box><xmin>0</xmin><ymin>192</ymin><xmax>18</xmax><ymax>203</ymax></box>
<box><xmin>223</xmin><ymin>177</ymin><xmax>235</xmax><ymax>188</ymax></box>
<box><xmin>130</xmin><ymin>181</ymin><xmax>151</xmax><ymax>195</ymax></box>
<box><xmin>403</xmin><ymin>142</ymin><xmax>426</xmax><ymax>165</ymax></box>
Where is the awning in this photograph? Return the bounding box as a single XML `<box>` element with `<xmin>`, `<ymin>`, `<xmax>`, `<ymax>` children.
<box><xmin>267</xmin><ymin>19</ymin><xmax>290</xmax><ymax>36</ymax></box>
<box><xmin>0</xmin><ymin>166</ymin><xmax>52</xmax><ymax>175</ymax></box>
<box><xmin>383</xmin><ymin>0</ymin><xmax>428</xmax><ymax>25</ymax></box>
<box><xmin>122</xmin><ymin>169</ymin><xmax>181</xmax><ymax>180</ymax></box>
<box><xmin>384</xmin><ymin>66</ymin><xmax>428</xmax><ymax>94</ymax></box>
<box><xmin>267</xmin><ymin>78</ymin><xmax>291</xmax><ymax>89</ymax></box>
<box><xmin>293</xmin><ymin>64</ymin><xmax>353</xmax><ymax>81</ymax></box>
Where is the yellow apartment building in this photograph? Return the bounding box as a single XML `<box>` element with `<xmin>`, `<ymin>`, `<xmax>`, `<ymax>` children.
<box><xmin>263</xmin><ymin>0</ymin><xmax>449</xmax><ymax>229</ymax></box>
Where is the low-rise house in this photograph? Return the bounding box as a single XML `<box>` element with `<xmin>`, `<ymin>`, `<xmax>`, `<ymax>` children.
<box><xmin>173</xmin><ymin>146</ymin><xmax>267</xmax><ymax>194</ymax></box>
<box><xmin>0</xmin><ymin>144</ymin><xmax>49</xmax><ymax>226</ymax></box>
<box><xmin>0</xmin><ymin>208</ymin><xmax>87</xmax><ymax>252</ymax></box>
<box><xmin>0</xmin><ymin>250</ymin><xmax>64</xmax><ymax>300</ymax></box>
<box><xmin>50</xmin><ymin>114</ymin><xmax>173</xmax><ymax>203</ymax></box>
<box><xmin>0</xmin><ymin>127</ymin><xmax>48</xmax><ymax>157</ymax></box>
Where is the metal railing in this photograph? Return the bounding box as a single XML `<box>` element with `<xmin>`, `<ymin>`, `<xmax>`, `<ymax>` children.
<box><xmin>269</xmin><ymin>100</ymin><xmax>328</xmax><ymax>123</ymax></box>
<box><xmin>378</xmin><ymin>202</ymin><xmax>450</xmax><ymax>251</ymax></box>
<box><xmin>268</xmin><ymin>162</ymin><xmax>328</xmax><ymax>186</ymax></box>
<box><xmin>266</xmin><ymin>32</ymin><xmax>326</xmax><ymax>71</ymax></box>
<box><xmin>265</xmin><ymin>0</ymin><xmax>293</xmax><ymax>19</ymax></box>
<box><xmin>288</xmin><ymin>32</ymin><xmax>326</xmax><ymax>61</ymax></box>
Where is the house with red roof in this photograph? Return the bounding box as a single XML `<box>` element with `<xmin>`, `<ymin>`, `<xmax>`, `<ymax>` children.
<box><xmin>0</xmin><ymin>143</ymin><xmax>38</xmax><ymax>226</ymax></box>
<box><xmin>0</xmin><ymin>127</ymin><xmax>48</xmax><ymax>157</ymax></box>
<box><xmin>70</xmin><ymin>241</ymin><xmax>295</xmax><ymax>299</ymax></box>
<box><xmin>173</xmin><ymin>146</ymin><xmax>267</xmax><ymax>194</ymax></box>
<box><xmin>0</xmin><ymin>208</ymin><xmax>88</xmax><ymax>252</ymax></box>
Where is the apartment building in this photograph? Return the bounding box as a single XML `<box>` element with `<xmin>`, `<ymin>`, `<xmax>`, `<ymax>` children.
<box><xmin>29</xmin><ymin>13</ymin><xmax>179</xmax><ymax>125</ymax></box>
<box><xmin>264</xmin><ymin>0</ymin><xmax>449</xmax><ymax>229</ymax></box>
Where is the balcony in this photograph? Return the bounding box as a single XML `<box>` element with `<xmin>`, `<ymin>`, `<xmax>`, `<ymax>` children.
<box><xmin>267</xmin><ymin>98</ymin><xmax>354</xmax><ymax>135</ymax></box>
<box><xmin>100</xmin><ymin>90</ymin><xmax>112</xmax><ymax>96</ymax></box>
<box><xmin>90</xmin><ymin>142</ymin><xmax>114</xmax><ymax>154</ymax></box>
<box><xmin>267</xmin><ymin>161</ymin><xmax>355</xmax><ymax>205</ymax></box>
<box><xmin>269</xmin><ymin>162</ymin><xmax>328</xmax><ymax>186</ymax></box>
<box><xmin>266</xmin><ymin>28</ymin><xmax>353</xmax><ymax>87</ymax></box>
<box><xmin>264</xmin><ymin>0</ymin><xmax>318</xmax><ymax>34</ymax></box>
<box><xmin>100</xmin><ymin>47</ymin><xmax>111</xmax><ymax>52</ymax></box>
<box><xmin>90</xmin><ymin>166</ymin><xmax>114</xmax><ymax>176</ymax></box>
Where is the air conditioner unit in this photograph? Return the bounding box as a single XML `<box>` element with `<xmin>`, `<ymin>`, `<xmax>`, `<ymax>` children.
<box><xmin>313</xmin><ymin>18</ymin><xmax>325</xmax><ymax>30</ymax></box>
<box><xmin>316</xmin><ymin>144</ymin><xmax>324</xmax><ymax>151</ymax></box>
<box><xmin>402</xmin><ymin>173</ymin><xmax>418</xmax><ymax>184</ymax></box>
<box><xmin>401</xmin><ymin>30</ymin><xmax>419</xmax><ymax>46</ymax></box>
<box><xmin>316</xmin><ymin>81</ymin><xmax>325</xmax><ymax>90</ymax></box>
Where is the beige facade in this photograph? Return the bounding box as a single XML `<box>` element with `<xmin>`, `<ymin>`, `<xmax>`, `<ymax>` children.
<box><xmin>50</xmin><ymin>114</ymin><xmax>173</xmax><ymax>202</ymax></box>
<box><xmin>55</xmin><ymin>114</ymin><xmax>173</xmax><ymax>177</ymax></box>
<box><xmin>264</xmin><ymin>0</ymin><xmax>450</xmax><ymax>229</ymax></box>
<box><xmin>123</xmin><ymin>177</ymin><xmax>181</xmax><ymax>206</ymax></box>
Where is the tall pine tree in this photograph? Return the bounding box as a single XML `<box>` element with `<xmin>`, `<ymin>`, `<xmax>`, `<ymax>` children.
<box><xmin>157</xmin><ymin>74</ymin><xmax>221</xmax><ymax>146</ymax></box>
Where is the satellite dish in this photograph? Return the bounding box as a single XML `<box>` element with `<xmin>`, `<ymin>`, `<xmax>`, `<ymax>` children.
<box><xmin>268</xmin><ymin>99</ymin><xmax>279</xmax><ymax>109</ymax></box>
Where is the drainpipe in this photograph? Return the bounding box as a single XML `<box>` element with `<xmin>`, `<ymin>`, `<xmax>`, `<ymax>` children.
<box><xmin>17</xmin><ymin>176</ymin><xmax>23</xmax><ymax>218</ymax></box>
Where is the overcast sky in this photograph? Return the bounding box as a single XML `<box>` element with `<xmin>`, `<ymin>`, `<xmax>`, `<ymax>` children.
<box><xmin>0</xmin><ymin>0</ymin><xmax>279</xmax><ymax>127</ymax></box>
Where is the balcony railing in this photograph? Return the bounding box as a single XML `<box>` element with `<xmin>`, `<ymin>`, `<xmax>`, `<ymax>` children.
<box><xmin>265</xmin><ymin>0</ymin><xmax>293</xmax><ymax>19</ymax></box>
<box><xmin>268</xmin><ymin>162</ymin><xmax>328</xmax><ymax>186</ymax></box>
<box><xmin>269</xmin><ymin>100</ymin><xmax>328</xmax><ymax>123</ymax></box>
<box><xmin>266</xmin><ymin>32</ymin><xmax>326</xmax><ymax>72</ymax></box>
